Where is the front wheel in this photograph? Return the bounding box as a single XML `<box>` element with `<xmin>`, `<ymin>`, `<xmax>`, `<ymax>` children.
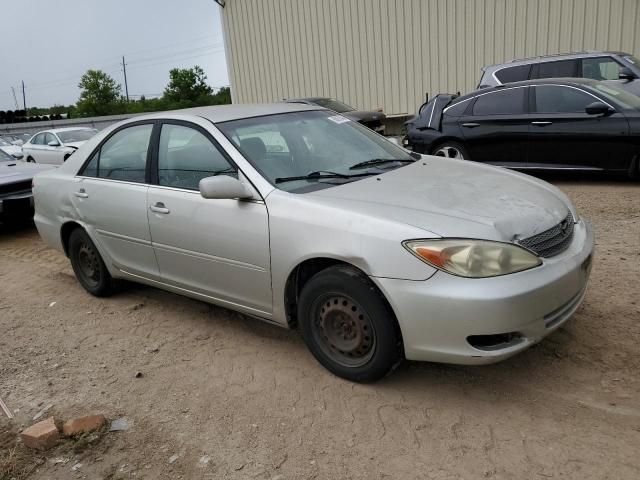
<box><xmin>68</xmin><ymin>228</ymin><xmax>116</xmax><ymax>297</ymax></box>
<box><xmin>298</xmin><ymin>265</ymin><xmax>403</xmax><ymax>382</ymax></box>
<box><xmin>431</xmin><ymin>141</ymin><xmax>469</xmax><ymax>160</ymax></box>
<box><xmin>26</xmin><ymin>156</ymin><xmax>35</xmax><ymax>163</ymax></box>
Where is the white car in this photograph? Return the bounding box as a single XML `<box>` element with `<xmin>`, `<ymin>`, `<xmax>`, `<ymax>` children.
<box><xmin>22</xmin><ymin>127</ymin><xmax>98</xmax><ymax>165</ymax></box>
<box><xmin>0</xmin><ymin>138</ymin><xmax>23</xmax><ymax>160</ymax></box>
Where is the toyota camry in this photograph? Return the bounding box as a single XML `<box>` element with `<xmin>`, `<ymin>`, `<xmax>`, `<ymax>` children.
<box><xmin>33</xmin><ymin>103</ymin><xmax>594</xmax><ymax>382</ymax></box>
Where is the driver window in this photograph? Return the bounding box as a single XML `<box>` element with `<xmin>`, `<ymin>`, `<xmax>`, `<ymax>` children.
<box><xmin>158</xmin><ymin>124</ymin><xmax>236</xmax><ymax>191</ymax></box>
<box><xmin>44</xmin><ymin>133</ymin><xmax>58</xmax><ymax>145</ymax></box>
<box><xmin>534</xmin><ymin>86</ymin><xmax>595</xmax><ymax>113</ymax></box>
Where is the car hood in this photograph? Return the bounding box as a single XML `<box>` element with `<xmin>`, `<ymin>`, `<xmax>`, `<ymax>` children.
<box><xmin>63</xmin><ymin>141</ymin><xmax>86</xmax><ymax>149</ymax></box>
<box><xmin>0</xmin><ymin>161</ymin><xmax>56</xmax><ymax>184</ymax></box>
<box><xmin>342</xmin><ymin>110</ymin><xmax>386</xmax><ymax>122</ymax></box>
<box><xmin>0</xmin><ymin>145</ymin><xmax>22</xmax><ymax>156</ymax></box>
<box><xmin>306</xmin><ymin>157</ymin><xmax>572</xmax><ymax>242</ymax></box>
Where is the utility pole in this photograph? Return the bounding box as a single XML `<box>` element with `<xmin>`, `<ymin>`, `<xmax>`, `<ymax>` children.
<box><xmin>122</xmin><ymin>56</ymin><xmax>129</xmax><ymax>102</ymax></box>
<box><xmin>21</xmin><ymin>80</ymin><xmax>26</xmax><ymax>111</ymax></box>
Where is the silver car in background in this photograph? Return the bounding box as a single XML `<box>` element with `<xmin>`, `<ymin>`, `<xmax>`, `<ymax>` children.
<box><xmin>22</xmin><ymin>127</ymin><xmax>98</xmax><ymax>165</ymax></box>
<box><xmin>33</xmin><ymin>104</ymin><xmax>594</xmax><ymax>382</ymax></box>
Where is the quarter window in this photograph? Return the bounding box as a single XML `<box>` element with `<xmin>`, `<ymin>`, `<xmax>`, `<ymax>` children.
<box><xmin>472</xmin><ymin>88</ymin><xmax>526</xmax><ymax>115</ymax></box>
<box><xmin>534</xmin><ymin>85</ymin><xmax>595</xmax><ymax>113</ymax></box>
<box><xmin>80</xmin><ymin>124</ymin><xmax>152</xmax><ymax>182</ymax></box>
<box><xmin>495</xmin><ymin>65</ymin><xmax>531</xmax><ymax>83</ymax></box>
<box><xmin>157</xmin><ymin>124</ymin><xmax>236</xmax><ymax>191</ymax></box>
<box><xmin>533</xmin><ymin>60</ymin><xmax>578</xmax><ymax>79</ymax></box>
<box><xmin>581</xmin><ymin>57</ymin><xmax>621</xmax><ymax>80</ymax></box>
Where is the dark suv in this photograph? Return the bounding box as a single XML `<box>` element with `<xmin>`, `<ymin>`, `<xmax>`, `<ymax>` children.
<box><xmin>478</xmin><ymin>51</ymin><xmax>640</xmax><ymax>96</ymax></box>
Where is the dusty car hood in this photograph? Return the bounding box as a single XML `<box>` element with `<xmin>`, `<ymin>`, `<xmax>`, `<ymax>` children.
<box><xmin>343</xmin><ymin>110</ymin><xmax>386</xmax><ymax>123</ymax></box>
<box><xmin>307</xmin><ymin>157</ymin><xmax>571</xmax><ymax>241</ymax></box>
<box><xmin>0</xmin><ymin>161</ymin><xmax>56</xmax><ymax>184</ymax></box>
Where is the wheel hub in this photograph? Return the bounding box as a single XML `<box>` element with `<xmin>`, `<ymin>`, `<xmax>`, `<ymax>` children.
<box><xmin>78</xmin><ymin>243</ymin><xmax>99</xmax><ymax>283</ymax></box>
<box><xmin>316</xmin><ymin>295</ymin><xmax>375</xmax><ymax>367</ymax></box>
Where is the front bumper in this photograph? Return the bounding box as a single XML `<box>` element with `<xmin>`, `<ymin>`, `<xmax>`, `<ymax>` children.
<box><xmin>373</xmin><ymin>219</ymin><xmax>594</xmax><ymax>365</ymax></box>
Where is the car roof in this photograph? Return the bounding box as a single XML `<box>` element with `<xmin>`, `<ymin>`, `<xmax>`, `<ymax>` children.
<box><xmin>484</xmin><ymin>51</ymin><xmax>632</xmax><ymax>70</ymax></box>
<box><xmin>134</xmin><ymin>102</ymin><xmax>325</xmax><ymax>123</ymax></box>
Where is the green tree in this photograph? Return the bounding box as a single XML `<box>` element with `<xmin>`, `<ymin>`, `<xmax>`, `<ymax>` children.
<box><xmin>76</xmin><ymin>70</ymin><xmax>123</xmax><ymax>116</ymax></box>
<box><xmin>163</xmin><ymin>66</ymin><xmax>213</xmax><ymax>104</ymax></box>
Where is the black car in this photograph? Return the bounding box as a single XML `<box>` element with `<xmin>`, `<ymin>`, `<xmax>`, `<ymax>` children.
<box><xmin>285</xmin><ymin>97</ymin><xmax>386</xmax><ymax>134</ymax></box>
<box><xmin>405</xmin><ymin>78</ymin><xmax>640</xmax><ymax>178</ymax></box>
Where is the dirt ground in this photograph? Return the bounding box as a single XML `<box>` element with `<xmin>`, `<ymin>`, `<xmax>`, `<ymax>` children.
<box><xmin>1</xmin><ymin>175</ymin><xmax>639</xmax><ymax>480</ymax></box>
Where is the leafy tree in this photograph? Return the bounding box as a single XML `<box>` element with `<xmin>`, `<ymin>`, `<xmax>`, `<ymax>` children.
<box><xmin>163</xmin><ymin>66</ymin><xmax>213</xmax><ymax>104</ymax></box>
<box><xmin>76</xmin><ymin>70</ymin><xmax>124</xmax><ymax>116</ymax></box>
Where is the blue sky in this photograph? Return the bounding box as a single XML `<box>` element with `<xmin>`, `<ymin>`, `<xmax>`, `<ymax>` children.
<box><xmin>0</xmin><ymin>0</ymin><xmax>229</xmax><ymax>110</ymax></box>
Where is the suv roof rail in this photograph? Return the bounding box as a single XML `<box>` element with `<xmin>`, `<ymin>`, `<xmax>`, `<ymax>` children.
<box><xmin>506</xmin><ymin>50</ymin><xmax>603</xmax><ymax>63</ymax></box>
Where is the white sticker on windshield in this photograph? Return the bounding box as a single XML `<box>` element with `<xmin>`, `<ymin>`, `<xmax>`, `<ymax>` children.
<box><xmin>327</xmin><ymin>115</ymin><xmax>351</xmax><ymax>124</ymax></box>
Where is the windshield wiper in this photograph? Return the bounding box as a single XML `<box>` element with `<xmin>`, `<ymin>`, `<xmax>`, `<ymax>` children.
<box><xmin>275</xmin><ymin>170</ymin><xmax>373</xmax><ymax>184</ymax></box>
<box><xmin>349</xmin><ymin>157</ymin><xmax>416</xmax><ymax>170</ymax></box>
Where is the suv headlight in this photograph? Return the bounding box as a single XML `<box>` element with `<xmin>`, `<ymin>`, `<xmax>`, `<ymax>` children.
<box><xmin>403</xmin><ymin>239</ymin><xmax>542</xmax><ymax>278</ymax></box>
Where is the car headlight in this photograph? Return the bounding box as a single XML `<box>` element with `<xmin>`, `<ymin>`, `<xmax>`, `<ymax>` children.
<box><xmin>403</xmin><ymin>239</ymin><xmax>542</xmax><ymax>278</ymax></box>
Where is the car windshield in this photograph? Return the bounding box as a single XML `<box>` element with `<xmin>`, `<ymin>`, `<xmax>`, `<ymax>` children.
<box><xmin>593</xmin><ymin>81</ymin><xmax>640</xmax><ymax>110</ymax></box>
<box><xmin>218</xmin><ymin>110</ymin><xmax>412</xmax><ymax>193</ymax></box>
<box><xmin>311</xmin><ymin>99</ymin><xmax>354</xmax><ymax>113</ymax></box>
<box><xmin>56</xmin><ymin>129</ymin><xmax>97</xmax><ymax>143</ymax></box>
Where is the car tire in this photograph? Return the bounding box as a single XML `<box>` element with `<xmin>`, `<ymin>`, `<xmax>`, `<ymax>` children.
<box><xmin>68</xmin><ymin>228</ymin><xmax>116</xmax><ymax>297</ymax></box>
<box><xmin>26</xmin><ymin>156</ymin><xmax>35</xmax><ymax>163</ymax></box>
<box><xmin>431</xmin><ymin>141</ymin><xmax>469</xmax><ymax>160</ymax></box>
<box><xmin>298</xmin><ymin>265</ymin><xmax>403</xmax><ymax>382</ymax></box>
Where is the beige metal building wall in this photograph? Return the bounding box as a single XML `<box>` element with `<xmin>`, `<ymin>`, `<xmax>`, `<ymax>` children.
<box><xmin>222</xmin><ymin>0</ymin><xmax>640</xmax><ymax>115</ymax></box>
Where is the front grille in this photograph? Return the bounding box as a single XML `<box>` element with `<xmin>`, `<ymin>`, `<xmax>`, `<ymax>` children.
<box><xmin>0</xmin><ymin>180</ymin><xmax>31</xmax><ymax>196</ymax></box>
<box><xmin>518</xmin><ymin>212</ymin><xmax>575</xmax><ymax>258</ymax></box>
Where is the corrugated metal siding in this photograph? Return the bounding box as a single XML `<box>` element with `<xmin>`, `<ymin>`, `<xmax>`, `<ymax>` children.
<box><xmin>222</xmin><ymin>0</ymin><xmax>640</xmax><ymax>115</ymax></box>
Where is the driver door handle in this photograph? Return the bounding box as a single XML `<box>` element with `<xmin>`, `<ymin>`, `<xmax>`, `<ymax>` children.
<box><xmin>74</xmin><ymin>188</ymin><xmax>88</xmax><ymax>198</ymax></box>
<box><xmin>531</xmin><ymin>121</ymin><xmax>553</xmax><ymax>126</ymax></box>
<box><xmin>150</xmin><ymin>202</ymin><xmax>170</xmax><ymax>214</ymax></box>
<box><xmin>461</xmin><ymin>122</ymin><xmax>480</xmax><ymax>128</ymax></box>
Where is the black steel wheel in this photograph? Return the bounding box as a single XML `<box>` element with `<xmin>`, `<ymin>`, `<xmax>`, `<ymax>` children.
<box><xmin>68</xmin><ymin>228</ymin><xmax>116</xmax><ymax>297</ymax></box>
<box><xmin>298</xmin><ymin>265</ymin><xmax>403</xmax><ymax>382</ymax></box>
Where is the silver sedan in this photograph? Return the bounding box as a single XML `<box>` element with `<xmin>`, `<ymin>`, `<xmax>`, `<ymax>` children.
<box><xmin>33</xmin><ymin>104</ymin><xmax>594</xmax><ymax>382</ymax></box>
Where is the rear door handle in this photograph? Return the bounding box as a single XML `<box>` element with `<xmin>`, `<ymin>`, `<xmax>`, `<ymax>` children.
<box><xmin>531</xmin><ymin>121</ymin><xmax>553</xmax><ymax>126</ymax></box>
<box><xmin>74</xmin><ymin>188</ymin><xmax>88</xmax><ymax>198</ymax></box>
<box><xmin>149</xmin><ymin>202</ymin><xmax>170</xmax><ymax>214</ymax></box>
<box><xmin>461</xmin><ymin>122</ymin><xmax>480</xmax><ymax>128</ymax></box>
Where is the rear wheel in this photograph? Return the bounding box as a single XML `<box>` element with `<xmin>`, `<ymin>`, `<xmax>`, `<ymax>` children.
<box><xmin>68</xmin><ymin>228</ymin><xmax>116</xmax><ymax>297</ymax></box>
<box><xmin>26</xmin><ymin>156</ymin><xmax>35</xmax><ymax>163</ymax></box>
<box><xmin>431</xmin><ymin>141</ymin><xmax>469</xmax><ymax>160</ymax></box>
<box><xmin>298</xmin><ymin>265</ymin><xmax>403</xmax><ymax>382</ymax></box>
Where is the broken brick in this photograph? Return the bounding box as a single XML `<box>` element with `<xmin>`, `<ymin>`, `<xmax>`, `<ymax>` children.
<box><xmin>62</xmin><ymin>414</ymin><xmax>106</xmax><ymax>436</ymax></box>
<box><xmin>21</xmin><ymin>417</ymin><xmax>60</xmax><ymax>451</ymax></box>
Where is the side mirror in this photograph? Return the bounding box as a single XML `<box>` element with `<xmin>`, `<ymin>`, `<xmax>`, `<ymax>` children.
<box><xmin>11</xmin><ymin>152</ymin><xmax>24</xmax><ymax>160</ymax></box>
<box><xmin>47</xmin><ymin>140</ymin><xmax>60</xmax><ymax>147</ymax></box>
<box><xmin>199</xmin><ymin>175</ymin><xmax>253</xmax><ymax>200</ymax></box>
<box><xmin>585</xmin><ymin>101</ymin><xmax>612</xmax><ymax>116</ymax></box>
<box><xmin>619</xmin><ymin>66</ymin><xmax>636</xmax><ymax>81</ymax></box>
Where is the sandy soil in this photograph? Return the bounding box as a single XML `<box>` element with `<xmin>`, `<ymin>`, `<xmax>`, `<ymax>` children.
<box><xmin>1</xmin><ymin>176</ymin><xmax>639</xmax><ymax>479</ymax></box>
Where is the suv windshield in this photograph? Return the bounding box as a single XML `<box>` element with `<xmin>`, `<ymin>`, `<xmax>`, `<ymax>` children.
<box><xmin>311</xmin><ymin>99</ymin><xmax>354</xmax><ymax>113</ymax></box>
<box><xmin>57</xmin><ymin>129</ymin><xmax>97</xmax><ymax>143</ymax></box>
<box><xmin>218</xmin><ymin>110</ymin><xmax>412</xmax><ymax>193</ymax></box>
<box><xmin>593</xmin><ymin>81</ymin><xmax>640</xmax><ymax>110</ymax></box>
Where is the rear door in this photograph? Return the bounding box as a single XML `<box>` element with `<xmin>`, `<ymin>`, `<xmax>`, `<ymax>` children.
<box><xmin>528</xmin><ymin>84</ymin><xmax>632</xmax><ymax>170</ymax></box>
<box><xmin>26</xmin><ymin>133</ymin><xmax>47</xmax><ymax>161</ymax></box>
<box><xmin>74</xmin><ymin>122</ymin><xmax>159</xmax><ymax>278</ymax></box>
<box><xmin>458</xmin><ymin>86</ymin><xmax>530</xmax><ymax>166</ymax></box>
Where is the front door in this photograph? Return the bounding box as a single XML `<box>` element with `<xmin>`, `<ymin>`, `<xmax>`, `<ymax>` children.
<box><xmin>528</xmin><ymin>85</ymin><xmax>632</xmax><ymax>170</ymax></box>
<box><xmin>146</xmin><ymin>121</ymin><xmax>272</xmax><ymax>316</ymax></box>
<box><xmin>458</xmin><ymin>86</ymin><xmax>530</xmax><ymax>166</ymax></box>
<box><xmin>73</xmin><ymin>123</ymin><xmax>159</xmax><ymax>278</ymax></box>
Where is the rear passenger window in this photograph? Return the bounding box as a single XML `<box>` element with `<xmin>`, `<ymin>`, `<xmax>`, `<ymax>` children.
<box><xmin>472</xmin><ymin>88</ymin><xmax>526</xmax><ymax>115</ymax></box>
<box><xmin>80</xmin><ymin>124</ymin><xmax>152</xmax><ymax>182</ymax></box>
<box><xmin>495</xmin><ymin>65</ymin><xmax>531</xmax><ymax>83</ymax></box>
<box><xmin>158</xmin><ymin>124</ymin><xmax>236</xmax><ymax>191</ymax></box>
<box><xmin>533</xmin><ymin>60</ymin><xmax>578</xmax><ymax>79</ymax></box>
